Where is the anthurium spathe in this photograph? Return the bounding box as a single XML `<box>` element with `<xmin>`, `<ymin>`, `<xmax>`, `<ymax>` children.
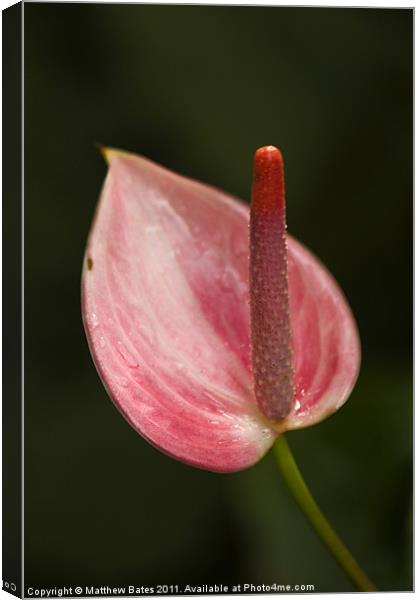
<box><xmin>81</xmin><ymin>146</ymin><xmax>360</xmax><ymax>473</ymax></box>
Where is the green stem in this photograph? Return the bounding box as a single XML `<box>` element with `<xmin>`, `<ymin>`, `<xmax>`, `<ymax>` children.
<box><xmin>273</xmin><ymin>435</ymin><xmax>376</xmax><ymax>592</ymax></box>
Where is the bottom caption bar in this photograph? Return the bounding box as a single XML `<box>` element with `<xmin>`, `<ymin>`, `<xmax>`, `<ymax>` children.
<box><xmin>24</xmin><ymin>584</ymin><xmax>316</xmax><ymax>597</ymax></box>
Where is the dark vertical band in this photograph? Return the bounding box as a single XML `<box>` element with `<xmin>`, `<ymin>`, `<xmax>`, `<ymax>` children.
<box><xmin>2</xmin><ymin>2</ymin><xmax>23</xmax><ymax>597</ymax></box>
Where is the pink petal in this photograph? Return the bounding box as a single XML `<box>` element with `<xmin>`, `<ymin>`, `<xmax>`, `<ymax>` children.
<box><xmin>81</xmin><ymin>149</ymin><xmax>360</xmax><ymax>472</ymax></box>
<box><xmin>282</xmin><ymin>237</ymin><xmax>361</xmax><ymax>432</ymax></box>
<box><xmin>82</xmin><ymin>150</ymin><xmax>275</xmax><ymax>473</ymax></box>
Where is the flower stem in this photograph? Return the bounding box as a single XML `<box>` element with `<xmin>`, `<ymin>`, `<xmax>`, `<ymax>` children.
<box><xmin>273</xmin><ymin>435</ymin><xmax>376</xmax><ymax>592</ymax></box>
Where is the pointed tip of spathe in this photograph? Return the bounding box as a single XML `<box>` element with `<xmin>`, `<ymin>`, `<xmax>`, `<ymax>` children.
<box><xmin>95</xmin><ymin>143</ymin><xmax>110</xmax><ymax>164</ymax></box>
<box><xmin>95</xmin><ymin>143</ymin><xmax>124</xmax><ymax>165</ymax></box>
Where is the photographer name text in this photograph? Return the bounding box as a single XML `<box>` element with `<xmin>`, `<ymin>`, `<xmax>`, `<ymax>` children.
<box><xmin>26</xmin><ymin>582</ymin><xmax>315</xmax><ymax>597</ymax></box>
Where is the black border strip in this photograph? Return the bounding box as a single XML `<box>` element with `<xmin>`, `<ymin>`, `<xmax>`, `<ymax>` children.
<box><xmin>2</xmin><ymin>2</ymin><xmax>23</xmax><ymax>598</ymax></box>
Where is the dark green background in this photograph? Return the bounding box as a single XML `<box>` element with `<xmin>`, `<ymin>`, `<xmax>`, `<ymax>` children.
<box><xmin>24</xmin><ymin>4</ymin><xmax>412</xmax><ymax>593</ymax></box>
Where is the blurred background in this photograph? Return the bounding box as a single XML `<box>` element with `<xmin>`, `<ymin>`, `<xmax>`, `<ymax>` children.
<box><xmin>24</xmin><ymin>5</ymin><xmax>412</xmax><ymax>593</ymax></box>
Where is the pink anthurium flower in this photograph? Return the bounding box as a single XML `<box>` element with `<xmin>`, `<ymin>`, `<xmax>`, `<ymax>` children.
<box><xmin>81</xmin><ymin>146</ymin><xmax>360</xmax><ymax>473</ymax></box>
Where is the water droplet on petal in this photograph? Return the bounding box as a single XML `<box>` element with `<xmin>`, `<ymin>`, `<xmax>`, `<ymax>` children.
<box><xmin>232</xmin><ymin>231</ymin><xmax>247</xmax><ymax>259</ymax></box>
<box><xmin>220</xmin><ymin>268</ymin><xmax>237</xmax><ymax>292</ymax></box>
<box><xmin>145</xmin><ymin>225</ymin><xmax>160</xmax><ymax>235</ymax></box>
<box><xmin>117</xmin><ymin>341</ymin><xmax>139</xmax><ymax>368</ymax></box>
<box><xmin>90</xmin><ymin>312</ymin><xmax>99</xmax><ymax>329</ymax></box>
<box><xmin>214</xmin><ymin>230</ymin><xmax>223</xmax><ymax>244</ymax></box>
<box><xmin>99</xmin><ymin>336</ymin><xmax>106</xmax><ymax>349</ymax></box>
<box><xmin>261</xmin><ymin>428</ymin><xmax>272</xmax><ymax>439</ymax></box>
